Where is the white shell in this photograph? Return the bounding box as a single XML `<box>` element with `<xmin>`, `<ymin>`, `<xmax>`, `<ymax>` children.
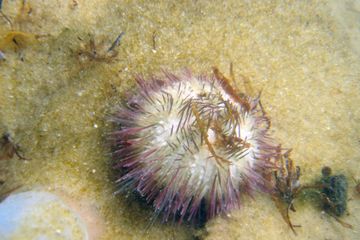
<box><xmin>0</xmin><ymin>191</ymin><xmax>88</xmax><ymax>240</ymax></box>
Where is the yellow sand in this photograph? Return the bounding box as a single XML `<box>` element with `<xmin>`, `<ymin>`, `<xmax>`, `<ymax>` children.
<box><xmin>0</xmin><ymin>0</ymin><xmax>359</xmax><ymax>239</ymax></box>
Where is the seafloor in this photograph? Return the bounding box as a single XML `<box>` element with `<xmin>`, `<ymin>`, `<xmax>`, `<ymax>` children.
<box><xmin>0</xmin><ymin>0</ymin><xmax>359</xmax><ymax>239</ymax></box>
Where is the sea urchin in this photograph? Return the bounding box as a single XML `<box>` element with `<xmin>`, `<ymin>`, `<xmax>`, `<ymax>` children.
<box><xmin>111</xmin><ymin>68</ymin><xmax>278</xmax><ymax>222</ymax></box>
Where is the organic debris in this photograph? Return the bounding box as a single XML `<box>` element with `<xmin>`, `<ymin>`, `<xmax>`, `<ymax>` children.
<box><xmin>108</xmin><ymin>32</ymin><xmax>125</xmax><ymax>52</ymax></box>
<box><xmin>321</xmin><ymin>167</ymin><xmax>347</xmax><ymax>216</ymax></box>
<box><xmin>16</xmin><ymin>0</ymin><xmax>32</xmax><ymax>23</ymax></box>
<box><xmin>70</xmin><ymin>0</ymin><xmax>78</xmax><ymax>9</ymax></box>
<box><xmin>0</xmin><ymin>133</ymin><xmax>27</xmax><ymax>161</ymax></box>
<box><xmin>352</xmin><ymin>177</ymin><xmax>360</xmax><ymax>195</ymax></box>
<box><xmin>0</xmin><ymin>1</ymin><xmax>12</xmax><ymax>28</ymax></box>
<box><xmin>271</xmin><ymin>148</ymin><xmax>301</xmax><ymax>235</ymax></box>
<box><xmin>0</xmin><ymin>31</ymin><xmax>37</xmax><ymax>51</ymax></box>
<box><xmin>152</xmin><ymin>31</ymin><xmax>157</xmax><ymax>51</ymax></box>
<box><xmin>319</xmin><ymin>167</ymin><xmax>352</xmax><ymax>229</ymax></box>
<box><xmin>0</xmin><ymin>132</ymin><xmax>26</xmax><ymax>202</ymax></box>
<box><xmin>76</xmin><ymin>32</ymin><xmax>124</xmax><ymax>63</ymax></box>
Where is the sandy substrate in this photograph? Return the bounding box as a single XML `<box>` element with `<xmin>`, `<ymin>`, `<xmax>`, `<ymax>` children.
<box><xmin>0</xmin><ymin>0</ymin><xmax>359</xmax><ymax>239</ymax></box>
